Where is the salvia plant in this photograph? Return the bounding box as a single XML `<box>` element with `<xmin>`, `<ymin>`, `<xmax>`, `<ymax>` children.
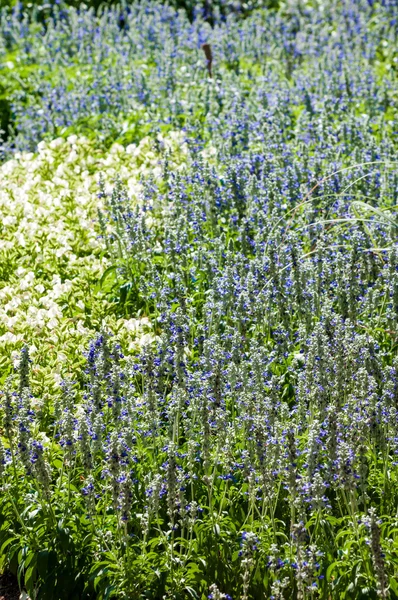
<box><xmin>0</xmin><ymin>0</ymin><xmax>398</xmax><ymax>598</ymax></box>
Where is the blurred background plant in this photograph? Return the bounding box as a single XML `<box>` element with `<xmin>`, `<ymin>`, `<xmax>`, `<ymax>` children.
<box><xmin>0</xmin><ymin>0</ymin><xmax>280</xmax><ymax>19</ymax></box>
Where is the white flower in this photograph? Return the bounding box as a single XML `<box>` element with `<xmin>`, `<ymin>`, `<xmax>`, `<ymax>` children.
<box><xmin>0</xmin><ymin>131</ymin><xmax>189</xmax><ymax>368</ymax></box>
<box><xmin>76</xmin><ymin>321</ymin><xmax>89</xmax><ymax>335</ymax></box>
<box><xmin>49</xmin><ymin>138</ymin><xmax>64</xmax><ymax>149</ymax></box>
<box><xmin>137</xmin><ymin>332</ymin><xmax>156</xmax><ymax>347</ymax></box>
<box><xmin>3</xmin><ymin>215</ymin><xmax>17</xmax><ymax>227</ymax></box>
<box><xmin>123</xmin><ymin>318</ymin><xmax>142</xmax><ymax>333</ymax></box>
<box><xmin>11</xmin><ymin>350</ymin><xmax>20</xmax><ymax>367</ymax></box>
<box><xmin>126</xmin><ymin>144</ymin><xmax>137</xmax><ymax>154</ymax></box>
<box><xmin>0</xmin><ymin>331</ymin><xmax>22</xmax><ymax>344</ymax></box>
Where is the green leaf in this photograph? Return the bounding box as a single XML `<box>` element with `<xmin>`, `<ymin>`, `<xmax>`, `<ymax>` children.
<box><xmin>185</xmin><ymin>562</ymin><xmax>201</xmax><ymax>575</ymax></box>
<box><xmin>335</xmin><ymin>529</ymin><xmax>356</xmax><ymax>542</ymax></box>
<box><xmin>57</xmin><ymin>524</ymin><xmax>72</xmax><ymax>553</ymax></box>
<box><xmin>39</xmin><ymin>576</ymin><xmax>55</xmax><ymax>600</ymax></box>
<box><xmin>100</xmin><ymin>265</ymin><xmax>120</xmax><ymax>289</ymax></box>
<box><xmin>104</xmin><ymin>585</ymin><xmax>117</xmax><ymax>600</ymax></box>
<box><xmin>24</xmin><ymin>564</ymin><xmax>36</xmax><ymax>596</ymax></box>
<box><xmin>24</xmin><ymin>551</ymin><xmax>37</xmax><ymax>569</ymax></box>
<box><xmin>37</xmin><ymin>550</ymin><xmax>49</xmax><ymax>578</ymax></box>
<box><xmin>389</xmin><ymin>577</ymin><xmax>398</xmax><ymax>594</ymax></box>
<box><xmin>352</xmin><ymin>200</ymin><xmax>397</xmax><ymax>227</ymax></box>
<box><xmin>0</xmin><ymin>536</ymin><xmax>16</xmax><ymax>556</ymax></box>
<box><xmin>17</xmin><ymin>559</ymin><xmax>25</xmax><ymax>590</ymax></box>
<box><xmin>326</xmin><ymin>561</ymin><xmax>344</xmax><ymax>580</ymax></box>
<box><xmin>119</xmin><ymin>282</ymin><xmax>132</xmax><ymax>305</ymax></box>
<box><xmin>213</xmin><ymin>523</ymin><xmax>220</xmax><ymax>536</ymax></box>
<box><xmin>185</xmin><ymin>586</ymin><xmax>199</xmax><ymax>599</ymax></box>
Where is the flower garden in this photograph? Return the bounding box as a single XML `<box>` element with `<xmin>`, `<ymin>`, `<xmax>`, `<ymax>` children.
<box><xmin>0</xmin><ymin>0</ymin><xmax>397</xmax><ymax>598</ymax></box>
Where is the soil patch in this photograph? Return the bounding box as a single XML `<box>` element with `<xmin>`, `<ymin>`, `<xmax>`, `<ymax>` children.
<box><xmin>0</xmin><ymin>572</ymin><xmax>20</xmax><ymax>600</ymax></box>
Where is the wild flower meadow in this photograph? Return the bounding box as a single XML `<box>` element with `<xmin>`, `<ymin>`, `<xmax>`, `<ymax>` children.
<box><xmin>0</xmin><ymin>1</ymin><xmax>398</xmax><ymax>598</ymax></box>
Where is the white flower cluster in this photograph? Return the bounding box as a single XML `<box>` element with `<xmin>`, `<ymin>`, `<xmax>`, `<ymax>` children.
<box><xmin>0</xmin><ymin>133</ymin><xmax>188</xmax><ymax>389</ymax></box>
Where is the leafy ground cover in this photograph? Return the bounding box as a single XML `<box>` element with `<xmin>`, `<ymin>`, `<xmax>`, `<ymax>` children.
<box><xmin>0</xmin><ymin>0</ymin><xmax>398</xmax><ymax>598</ymax></box>
<box><xmin>0</xmin><ymin>132</ymin><xmax>188</xmax><ymax>391</ymax></box>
